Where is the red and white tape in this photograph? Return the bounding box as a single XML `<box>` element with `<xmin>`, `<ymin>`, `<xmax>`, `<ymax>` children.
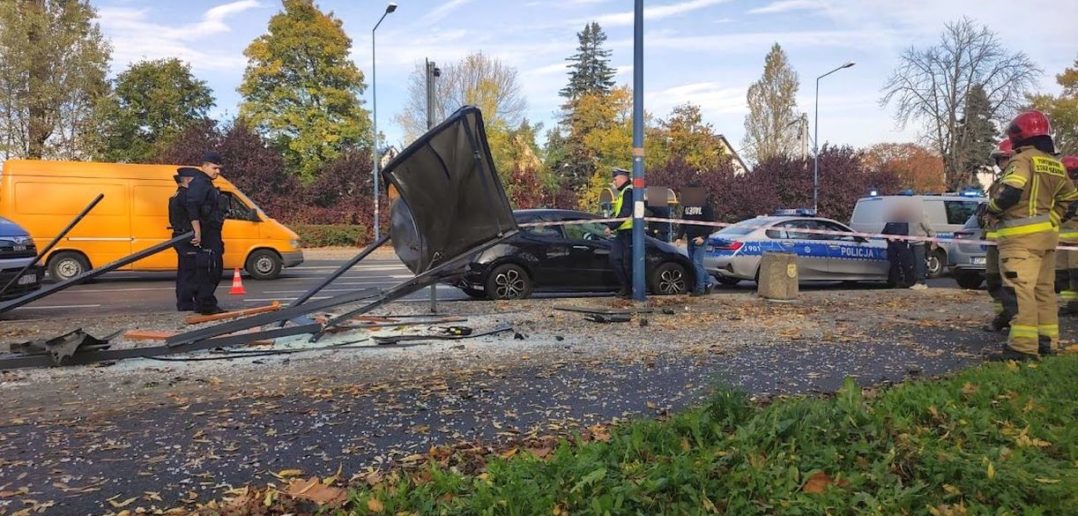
<box><xmin>519</xmin><ymin>216</ymin><xmax>1078</xmax><ymax>251</ymax></box>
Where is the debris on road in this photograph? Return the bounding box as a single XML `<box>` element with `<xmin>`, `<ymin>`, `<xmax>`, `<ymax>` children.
<box><xmin>184</xmin><ymin>301</ymin><xmax>282</xmax><ymax>325</ymax></box>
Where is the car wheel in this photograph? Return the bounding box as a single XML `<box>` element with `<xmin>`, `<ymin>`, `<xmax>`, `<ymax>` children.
<box><xmin>650</xmin><ymin>262</ymin><xmax>688</xmax><ymax>295</ymax></box>
<box><xmin>954</xmin><ymin>271</ymin><xmax>983</xmax><ymax>290</ymax></box>
<box><xmin>245</xmin><ymin>249</ymin><xmax>283</xmax><ymax>280</ymax></box>
<box><xmin>485</xmin><ymin>264</ymin><xmax>532</xmax><ymax>300</ymax></box>
<box><xmin>927</xmin><ymin>249</ymin><xmax>946</xmax><ymax>278</ymax></box>
<box><xmin>459</xmin><ymin>287</ymin><xmax>487</xmax><ymax>299</ymax></box>
<box><xmin>716</xmin><ymin>275</ymin><xmax>741</xmax><ymax>287</ymax></box>
<box><xmin>47</xmin><ymin>251</ymin><xmax>91</xmax><ymax>282</ymax></box>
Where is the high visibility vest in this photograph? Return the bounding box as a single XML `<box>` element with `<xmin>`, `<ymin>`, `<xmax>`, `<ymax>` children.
<box><xmin>991</xmin><ymin>149</ymin><xmax>1076</xmax><ymax>239</ymax></box>
<box><xmin>612</xmin><ymin>185</ymin><xmax>633</xmax><ymax>231</ymax></box>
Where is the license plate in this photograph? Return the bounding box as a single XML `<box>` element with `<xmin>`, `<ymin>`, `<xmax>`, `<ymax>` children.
<box><xmin>13</xmin><ymin>245</ymin><xmax>26</xmax><ymax>251</ymax></box>
<box><xmin>17</xmin><ymin>273</ymin><xmax>36</xmax><ymax>286</ymax></box>
<box><xmin>972</xmin><ymin>257</ymin><xmax>986</xmax><ymax>265</ymax></box>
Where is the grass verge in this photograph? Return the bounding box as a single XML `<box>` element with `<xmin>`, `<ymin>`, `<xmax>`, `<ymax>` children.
<box><xmin>229</xmin><ymin>356</ymin><xmax>1078</xmax><ymax>514</ymax></box>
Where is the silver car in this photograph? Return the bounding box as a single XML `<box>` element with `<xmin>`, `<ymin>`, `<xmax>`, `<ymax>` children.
<box><xmin>948</xmin><ymin>215</ymin><xmax>988</xmax><ymax>289</ymax></box>
<box><xmin>705</xmin><ymin>216</ymin><xmax>890</xmax><ymax>285</ymax></box>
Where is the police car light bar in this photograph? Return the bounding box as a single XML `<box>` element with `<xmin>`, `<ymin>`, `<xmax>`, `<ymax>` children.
<box><xmin>772</xmin><ymin>208</ymin><xmax>817</xmax><ymax>217</ymax></box>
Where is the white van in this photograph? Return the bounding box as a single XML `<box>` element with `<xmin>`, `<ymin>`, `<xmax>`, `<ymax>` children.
<box><xmin>849</xmin><ymin>193</ymin><xmax>984</xmax><ymax>277</ymax></box>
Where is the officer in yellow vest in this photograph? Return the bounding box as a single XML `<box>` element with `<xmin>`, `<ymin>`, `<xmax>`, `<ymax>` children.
<box><xmin>1059</xmin><ymin>155</ymin><xmax>1078</xmax><ymax>314</ymax></box>
<box><xmin>984</xmin><ymin>111</ymin><xmax>1078</xmax><ymax>360</ymax></box>
<box><xmin>603</xmin><ymin>167</ymin><xmax>634</xmax><ymax>298</ymax></box>
<box><xmin>982</xmin><ymin>139</ymin><xmax>1016</xmax><ymax>332</ymax></box>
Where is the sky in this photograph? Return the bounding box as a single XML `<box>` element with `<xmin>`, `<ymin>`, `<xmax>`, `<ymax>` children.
<box><xmin>94</xmin><ymin>0</ymin><xmax>1078</xmax><ymax>159</ymax></box>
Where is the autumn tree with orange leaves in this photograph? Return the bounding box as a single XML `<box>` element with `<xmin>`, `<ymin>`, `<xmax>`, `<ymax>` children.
<box><xmin>863</xmin><ymin>143</ymin><xmax>946</xmax><ymax>193</ymax></box>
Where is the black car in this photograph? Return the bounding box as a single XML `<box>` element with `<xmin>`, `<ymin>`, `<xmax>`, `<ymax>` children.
<box><xmin>456</xmin><ymin>209</ymin><xmax>694</xmax><ymax>300</ymax></box>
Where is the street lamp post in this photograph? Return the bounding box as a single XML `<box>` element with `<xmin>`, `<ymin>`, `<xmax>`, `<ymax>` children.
<box><xmin>371</xmin><ymin>2</ymin><xmax>397</xmax><ymax>242</ymax></box>
<box><xmin>813</xmin><ymin>61</ymin><xmax>854</xmax><ymax>214</ymax></box>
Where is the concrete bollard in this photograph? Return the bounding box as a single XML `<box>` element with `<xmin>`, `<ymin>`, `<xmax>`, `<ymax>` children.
<box><xmin>757</xmin><ymin>252</ymin><xmax>798</xmax><ymax>300</ymax></box>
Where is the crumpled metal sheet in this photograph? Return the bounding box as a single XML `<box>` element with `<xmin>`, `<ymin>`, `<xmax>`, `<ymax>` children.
<box><xmin>383</xmin><ymin>106</ymin><xmax>517</xmax><ymax>274</ymax></box>
<box><xmin>10</xmin><ymin>329</ymin><xmax>118</xmax><ymax>366</ymax></box>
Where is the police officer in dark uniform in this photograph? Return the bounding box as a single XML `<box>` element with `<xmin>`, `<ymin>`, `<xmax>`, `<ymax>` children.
<box><xmin>603</xmin><ymin>167</ymin><xmax>634</xmax><ymax>298</ymax></box>
<box><xmin>185</xmin><ymin>152</ymin><xmax>229</xmax><ymax>315</ymax></box>
<box><xmin>168</xmin><ymin>167</ymin><xmax>199</xmax><ymax>311</ymax></box>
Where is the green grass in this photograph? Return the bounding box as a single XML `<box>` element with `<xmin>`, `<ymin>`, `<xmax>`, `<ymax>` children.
<box><xmin>345</xmin><ymin>356</ymin><xmax>1078</xmax><ymax>515</ymax></box>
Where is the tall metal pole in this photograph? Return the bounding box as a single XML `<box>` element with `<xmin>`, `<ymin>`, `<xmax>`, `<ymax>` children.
<box><xmin>371</xmin><ymin>4</ymin><xmax>396</xmax><ymax>242</ymax></box>
<box><xmin>631</xmin><ymin>0</ymin><xmax>646</xmax><ymax>301</ymax></box>
<box><xmin>812</xmin><ymin>61</ymin><xmax>855</xmax><ymax>214</ymax></box>
<box><xmin>426</xmin><ymin>59</ymin><xmax>439</xmax><ymax>313</ymax></box>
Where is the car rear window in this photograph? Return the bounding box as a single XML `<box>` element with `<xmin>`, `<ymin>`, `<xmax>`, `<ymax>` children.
<box><xmin>962</xmin><ymin>214</ymin><xmax>980</xmax><ymax>230</ymax></box>
<box><xmin>944</xmin><ymin>200</ymin><xmax>980</xmax><ymax>225</ymax></box>
<box><xmin>718</xmin><ymin>219</ymin><xmax>768</xmax><ymax>236</ymax></box>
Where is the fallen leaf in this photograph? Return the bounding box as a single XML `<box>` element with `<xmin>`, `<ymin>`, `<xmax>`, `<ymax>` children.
<box><xmin>646</xmin><ymin>401</ymin><xmax>657</xmax><ymax>409</ymax></box>
<box><xmin>286</xmin><ymin>478</ymin><xmax>347</xmax><ymax>506</ymax></box>
<box><xmin>802</xmin><ymin>471</ymin><xmax>834</xmax><ymax>494</ymax></box>
<box><xmin>986</xmin><ymin>462</ymin><xmax>996</xmax><ymax>480</ymax></box>
<box><xmin>499</xmin><ymin>448</ymin><xmax>519</xmax><ymax>459</ymax></box>
<box><xmin>1035</xmin><ymin>478</ymin><xmax>1060</xmax><ymax>484</ymax></box>
<box><xmin>367</xmin><ymin>498</ymin><xmax>385</xmax><ymax>513</ymax></box>
<box><xmin>681</xmin><ymin>438</ymin><xmax>691</xmax><ymax>452</ymax></box>
<box><xmin>107</xmin><ymin>496</ymin><xmax>137</xmax><ymax>508</ymax></box>
<box><xmin>274</xmin><ymin>469</ymin><xmax>303</xmax><ymax>479</ymax></box>
<box><xmin>960</xmin><ymin>383</ymin><xmax>977</xmax><ymax>396</ymax></box>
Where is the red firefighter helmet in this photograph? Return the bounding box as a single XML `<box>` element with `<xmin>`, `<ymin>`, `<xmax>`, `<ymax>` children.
<box><xmin>990</xmin><ymin>138</ymin><xmax>1014</xmax><ymax>161</ymax></box>
<box><xmin>1062</xmin><ymin>155</ymin><xmax>1078</xmax><ymax>179</ymax></box>
<box><xmin>1006</xmin><ymin>110</ymin><xmax>1052</xmax><ymax>144</ymax></box>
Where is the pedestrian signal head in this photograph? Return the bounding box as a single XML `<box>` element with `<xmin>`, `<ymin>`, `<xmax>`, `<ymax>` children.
<box><xmin>1007</xmin><ymin>110</ymin><xmax>1052</xmax><ymax>145</ymax></box>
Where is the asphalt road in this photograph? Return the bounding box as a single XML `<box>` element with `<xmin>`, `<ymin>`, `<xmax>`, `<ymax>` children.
<box><xmin>3</xmin><ymin>254</ymin><xmax>961</xmax><ymax>320</ymax></box>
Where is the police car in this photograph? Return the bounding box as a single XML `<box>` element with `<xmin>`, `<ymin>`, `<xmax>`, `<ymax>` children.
<box><xmin>705</xmin><ymin>210</ymin><xmax>889</xmax><ymax>285</ymax></box>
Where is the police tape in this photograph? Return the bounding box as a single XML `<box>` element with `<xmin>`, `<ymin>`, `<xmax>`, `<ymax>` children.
<box><xmin>518</xmin><ymin>216</ymin><xmax>1078</xmax><ymax>251</ymax></box>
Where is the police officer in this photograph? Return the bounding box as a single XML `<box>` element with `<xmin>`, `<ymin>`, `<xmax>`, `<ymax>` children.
<box><xmin>604</xmin><ymin>167</ymin><xmax>634</xmax><ymax>299</ymax></box>
<box><xmin>984</xmin><ymin>111</ymin><xmax>1077</xmax><ymax>360</ymax></box>
<box><xmin>186</xmin><ymin>152</ymin><xmax>229</xmax><ymax>315</ymax></box>
<box><xmin>1058</xmin><ymin>155</ymin><xmax>1078</xmax><ymax>315</ymax></box>
<box><xmin>982</xmin><ymin>139</ymin><xmax>1017</xmax><ymax>331</ymax></box>
<box><xmin>168</xmin><ymin>167</ymin><xmax>199</xmax><ymax>311</ymax></box>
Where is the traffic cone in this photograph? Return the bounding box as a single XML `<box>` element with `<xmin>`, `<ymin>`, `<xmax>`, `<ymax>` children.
<box><xmin>229</xmin><ymin>268</ymin><xmax>246</xmax><ymax>296</ymax></box>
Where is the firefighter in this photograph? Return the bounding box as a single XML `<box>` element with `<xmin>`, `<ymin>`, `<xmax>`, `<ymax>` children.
<box><xmin>982</xmin><ymin>139</ymin><xmax>1017</xmax><ymax>331</ymax></box>
<box><xmin>168</xmin><ymin>167</ymin><xmax>199</xmax><ymax>311</ymax></box>
<box><xmin>1059</xmin><ymin>155</ymin><xmax>1078</xmax><ymax>315</ymax></box>
<box><xmin>603</xmin><ymin>167</ymin><xmax>634</xmax><ymax>298</ymax></box>
<box><xmin>185</xmin><ymin>152</ymin><xmax>229</xmax><ymax>315</ymax></box>
<box><xmin>983</xmin><ymin>111</ymin><xmax>1078</xmax><ymax>360</ymax></box>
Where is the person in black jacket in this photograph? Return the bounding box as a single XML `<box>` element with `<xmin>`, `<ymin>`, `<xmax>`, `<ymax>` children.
<box><xmin>168</xmin><ymin>167</ymin><xmax>199</xmax><ymax>311</ymax></box>
<box><xmin>675</xmin><ymin>185</ymin><xmax>714</xmax><ymax>295</ymax></box>
<box><xmin>185</xmin><ymin>152</ymin><xmax>229</xmax><ymax>315</ymax></box>
<box><xmin>603</xmin><ymin>167</ymin><xmax>634</xmax><ymax>298</ymax></box>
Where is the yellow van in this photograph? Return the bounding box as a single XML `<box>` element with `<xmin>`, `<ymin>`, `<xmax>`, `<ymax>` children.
<box><xmin>0</xmin><ymin>160</ymin><xmax>303</xmax><ymax>281</ymax></box>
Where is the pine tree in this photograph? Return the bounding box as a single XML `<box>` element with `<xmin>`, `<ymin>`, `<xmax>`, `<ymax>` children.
<box><xmin>954</xmin><ymin>84</ymin><xmax>997</xmax><ymax>189</ymax></box>
<box><xmin>742</xmin><ymin>43</ymin><xmax>800</xmax><ymax>163</ymax></box>
<box><xmin>560</xmin><ymin>22</ymin><xmax>616</xmax><ymax>101</ymax></box>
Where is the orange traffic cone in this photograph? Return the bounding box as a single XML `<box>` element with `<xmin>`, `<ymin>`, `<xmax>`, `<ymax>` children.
<box><xmin>229</xmin><ymin>268</ymin><xmax>246</xmax><ymax>296</ymax></box>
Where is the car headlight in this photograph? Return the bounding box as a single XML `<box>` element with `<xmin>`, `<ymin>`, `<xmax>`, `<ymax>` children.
<box><xmin>290</xmin><ymin>239</ymin><xmax>301</xmax><ymax>249</ymax></box>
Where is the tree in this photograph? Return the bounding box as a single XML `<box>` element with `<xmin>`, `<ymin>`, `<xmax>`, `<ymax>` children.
<box><xmin>97</xmin><ymin>59</ymin><xmax>215</xmax><ymax>163</ymax></box>
<box><xmin>654</xmin><ymin>103</ymin><xmax>726</xmax><ymax>171</ymax></box>
<box><xmin>560</xmin><ymin>22</ymin><xmax>616</xmax><ymax>102</ymax></box>
<box><xmin>742</xmin><ymin>43</ymin><xmax>800</xmax><ymax>163</ymax></box>
<box><xmin>239</xmin><ymin>0</ymin><xmax>370</xmax><ymax>181</ymax></box>
<box><xmin>395</xmin><ymin>53</ymin><xmax>527</xmax><ymax>143</ymax></box>
<box><xmin>0</xmin><ymin>0</ymin><xmax>110</xmax><ymax>160</ymax></box>
<box><xmin>953</xmin><ymin>85</ymin><xmax>997</xmax><ymax>186</ymax></box>
<box><xmin>881</xmin><ymin>17</ymin><xmax>1040</xmax><ymax>188</ymax></box>
<box><xmin>863</xmin><ymin>143</ymin><xmax>946</xmax><ymax>193</ymax></box>
<box><xmin>1027</xmin><ymin>58</ymin><xmax>1078</xmax><ymax>155</ymax></box>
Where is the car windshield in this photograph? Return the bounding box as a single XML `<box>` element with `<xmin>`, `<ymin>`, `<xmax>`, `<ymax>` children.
<box><xmin>962</xmin><ymin>214</ymin><xmax>980</xmax><ymax>230</ymax></box>
<box><xmin>718</xmin><ymin>219</ymin><xmax>769</xmax><ymax>236</ymax></box>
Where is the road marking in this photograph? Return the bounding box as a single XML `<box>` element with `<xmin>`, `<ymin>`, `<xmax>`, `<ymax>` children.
<box><xmin>14</xmin><ymin>304</ymin><xmax>102</xmax><ymax>310</ymax></box>
<box><xmin>65</xmin><ymin>287</ymin><xmax>173</xmax><ymax>293</ymax></box>
<box><xmin>242</xmin><ymin>296</ymin><xmax>333</xmax><ymax>302</ymax></box>
<box><xmin>291</xmin><ymin>265</ymin><xmax>406</xmax><ymax>271</ymax></box>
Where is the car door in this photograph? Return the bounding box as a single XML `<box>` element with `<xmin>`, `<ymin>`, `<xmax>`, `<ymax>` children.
<box><xmin>767</xmin><ymin>220</ymin><xmax>830</xmax><ymax>280</ymax></box>
<box><xmin>561</xmin><ymin>218</ymin><xmax>614</xmax><ymax>287</ymax></box>
<box><xmin>816</xmin><ymin>220</ymin><xmax>889</xmax><ymax>279</ymax></box>
<box><xmin>514</xmin><ymin>215</ymin><xmax>566</xmax><ymax>288</ymax></box>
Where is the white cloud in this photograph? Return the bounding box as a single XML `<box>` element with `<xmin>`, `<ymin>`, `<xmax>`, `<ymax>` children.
<box><xmin>748</xmin><ymin>0</ymin><xmax>827</xmax><ymax>15</ymax></box>
<box><xmin>647</xmin><ymin>82</ymin><xmax>746</xmax><ymax>116</ymax></box>
<box><xmin>99</xmin><ymin>1</ymin><xmax>263</xmax><ymax>71</ymax></box>
<box><xmin>591</xmin><ymin>0</ymin><xmax>731</xmax><ymax>27</ymax></box>
<box><xmin>420</xmin><ymin>0</ymin><xmax>473</xmax><ymax>25</ymax></box>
